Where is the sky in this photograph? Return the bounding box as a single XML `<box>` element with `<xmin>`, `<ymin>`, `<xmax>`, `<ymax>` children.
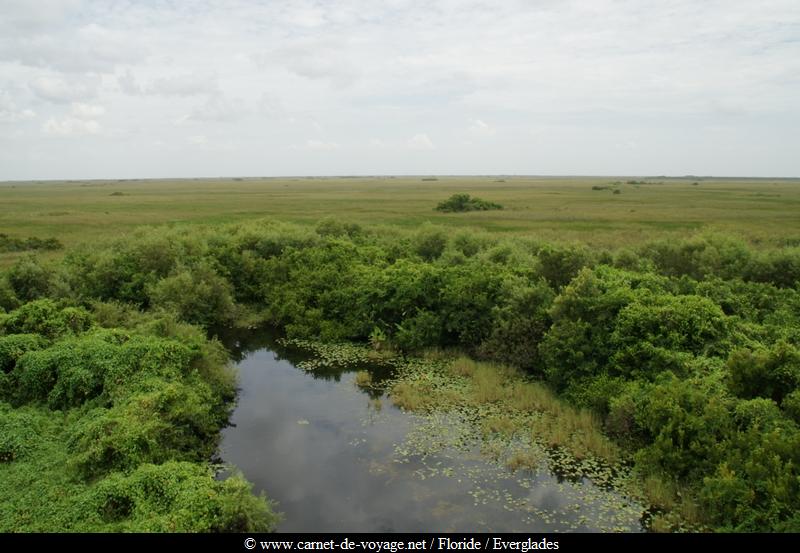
<box><xmin>1</xmin><ymin>0</ymin><xmax>799</xmax><ymax>180</ymax></box>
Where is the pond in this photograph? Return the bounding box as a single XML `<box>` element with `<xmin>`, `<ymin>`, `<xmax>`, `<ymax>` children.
<box><xmin>217</xmin><ymin>330</ymin><xmax>645</xmax><ymax>532</ymax></box>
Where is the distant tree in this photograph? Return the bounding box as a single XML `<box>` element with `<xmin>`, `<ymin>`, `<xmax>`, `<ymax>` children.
<box><xmin>435</xmin><ymin>194</ymin><xmax>502</xmax><ymax>212</ymax></box>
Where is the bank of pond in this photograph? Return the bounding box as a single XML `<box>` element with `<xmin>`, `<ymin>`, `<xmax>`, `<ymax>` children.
<box><xmin>1</xmin><ymin>219</ymin><xmax>799</xmax><ymax>532</ymax></box>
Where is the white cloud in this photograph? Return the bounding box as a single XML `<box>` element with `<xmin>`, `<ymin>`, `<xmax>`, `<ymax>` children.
<box><xmin>1</xmin><ymin>0</ymin><xmax>799</xmax><ymax>178</ymax></box>
<box><xmin>408</xmin><ymin>133</ymin><xmax>435</xmax><ymax>150</ymax></box>
<box><xmin>29</xmin><ymin>75</ymin><xmax>98</xmax><ymax>103</ymax></box>
<box><xmin>189</xmin><ymin>95</ymin><xmax>246</xmax><ymax>122</ymax></box>
<box><xmin>148</xmin><ymin>73</ymin><xmax>218</xmax><ymax>97</ymax></box>
<box><xmin>43</xmin><ymin>117</ymin><xmax>100</xmax><ymax>136</ymax></box>
<box><xmin>117</xmin><ymin>70</ymin><xmax>142</xmax><ymax>95</ymax></box>
<box><xmin>468</xmin><ymin>119</ymin><xmax>495</xmax><ymax>138</ymax></box>
<box><xmin>71</xmin><ymin>102</ymin><xmax>105</xmax><ymax>118</ymax></box>
<box><xmin>0</xmin><ymin>107</ymin><xmax>35</xmax><ymax>123</ymax></box>
<box><xmin>0</xmin><ymin>91</ymin><xmax>36</xmax><ymax>123</ymax></box>
<box><xmin>304</xmin><ymin>139</ymin><xmax>339</xmax><ymax>151</ymax></box>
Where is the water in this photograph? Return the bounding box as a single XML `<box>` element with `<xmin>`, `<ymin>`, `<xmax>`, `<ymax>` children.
<box><xmin>218</xmin><ymin>331</ymin><xmax>644</xmax><ymax>532</ymax></box>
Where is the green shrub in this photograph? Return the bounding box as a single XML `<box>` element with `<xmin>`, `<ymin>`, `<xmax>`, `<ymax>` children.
<box><xmin>0</xmin><ymin>278</ymin><xmax>20</xmax><ymax>312</ymax></box>
<box><xmin>1</xmin><ymin>300</ymin><xmax>92</xmax><ymax>339</ymax></box>
<box><xmin>67</xmin><ymin>378</ymin><xmax>221</xmax><ymax>478</ymax></box>
<box><xmin>6</xmin><ymin>255</ymin><xmax>54</xmax><ymax>302</ymax></box>
<box><xmin>85</xmin><ymin>462</ymin><xmax>278</xmax><ymax>532</ymax></box>
<box><xmin>395</xmin><ymin>309</ymin><xmax>442</xmax><ymax>351</ymax></box>
<box><xmin>435</xmin><ymin>193</ymin><xmax>502</xmax><ymax>212</ymax></box>
<box><xmin>413</xmin><ymin>224</ymin><xmax>448</xmax><ymax>261</ymax></box>
<box><xmin>0</xmin><ymin>404</ymin><xmax>43</xmax><ymax>462</ymax></box>
<box><xmin>148</xmin><ymin>264</ymin><xmax>236</xmax><ymax>326</ymax></box>
<box><xmin>727</xmin><ymin>341</ymin><xmax>800</xmax><ymax>403</ymax></box>
<box><xmin>0</xmin><ymin>334</ymin><xmax>46</xmax><ymax>373</ymax></box>
<box><xmin>535</xmin><ymin>244</ymin><xmax>592</xmax><ymax>289</ymax></box>
<box><xmin>479</xmin><ymin>278</ymin><xmax>554</xmax><ymax>370</ymax></box>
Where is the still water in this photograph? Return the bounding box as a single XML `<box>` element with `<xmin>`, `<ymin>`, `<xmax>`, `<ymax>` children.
<box><xmin>218</xmin><ymin>331</ymin><xmax>644</xmax><ymax>532</ymax></box>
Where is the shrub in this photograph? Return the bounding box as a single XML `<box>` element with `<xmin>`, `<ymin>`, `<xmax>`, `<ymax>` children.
<box><xmin>85</xmin><ymin>462</ymin><xmax>278</xmax><ymax>531</ymax></box>
<box><xmin>395</xmin><ymin>309</ymin><xmax>442</xmax><ymax>351</ymax></box>
<box><xmin>727</xmin><ymin>341</ymin><xmax>800</xmax><ymax>403</ymax></box>
<box><xmin>435</xmin><ymin>193</ymin><xmax>502</xmax><ymax>212</ymax></box>
<box><xmin>67</xmin><ymin>378</ymin><xmax>221</xmax><ymax>478</ymax></box>
<box><xmin>0</xmin><ymin>334</ymin><xmax>46</xmax><ymax>374</ymax></box>
<box><xmin>148</xmin><ymin>264</ymin><xmax>236</xmax><ymax>327</ymax></box>
<box><xmin>478</xmin><ymin>278</ymin><xmax>554</xmax><ymax>370</ymax></box>
<box><xmin>1</xmin><ymin>300</ymin><xmax>93</xmax><ymax>339</ymax></box>
<box><xmin>535</xmin><ymin>244</ymin><xmax>592</xmax><ymax>289</ymax></box>
<box><xmin>6</xmin><ymin>255</ymin><xmax>54</xmax><ymax>302</ymax></box>
<box><xmin>413</xmin><ymin>224</ymin><xmax>448</xmax><ymax>261</ymax></box>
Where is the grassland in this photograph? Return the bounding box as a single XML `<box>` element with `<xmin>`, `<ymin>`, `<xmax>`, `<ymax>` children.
<box><xmin>2</xmin><ymin>176</ymin><xmax>799</xmax><ymax>267</ymax></box>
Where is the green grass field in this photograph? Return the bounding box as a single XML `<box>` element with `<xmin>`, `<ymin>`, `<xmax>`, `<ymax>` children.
<box><xmin>2</xmin><ymin>176</ymin><xmax>799</xmax><ymax>267</ymax></box>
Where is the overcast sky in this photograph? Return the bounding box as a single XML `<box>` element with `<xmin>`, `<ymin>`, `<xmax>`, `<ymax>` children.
<box><xmin>1</xmin><ymin>0</ymin><xmax>799</xmax><ymax>179</ymax></box>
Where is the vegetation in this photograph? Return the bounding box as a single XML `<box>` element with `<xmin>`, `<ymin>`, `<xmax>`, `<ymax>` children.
<box><xmin>0</xmin><ymin>299</ymin><xmax>279</xmax><ymax>531</ymax></box>
<box><xmin>2</xmin><ymin>177</ymin><xmax>800</xmax><ymax>532</ymax></box>
<box><xmin>0</xmin><ymin>233</ymin><xmax>62</xmax><ymax>253</ymax></box>
<box><xmin>435</xmin><ymin>193</ymin><xmax>503</xmax><ymax>212</ymax></box>
<box><xmin>388</xmin><ymin>355</ymin><xmax>620</xmax><ymax>464</ymax></box>
<box><xmin>4</xmin><ymin>176</ymin><xmax>800</xmax><ymax>270</ymax></box>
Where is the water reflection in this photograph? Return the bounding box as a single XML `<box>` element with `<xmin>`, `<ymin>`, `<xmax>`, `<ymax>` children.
<box><xmin>217</xmin><ymin>331</ymin><xmax>643</xmax><ymax>532</ymax></box>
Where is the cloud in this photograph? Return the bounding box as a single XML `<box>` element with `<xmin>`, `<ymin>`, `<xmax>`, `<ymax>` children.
<box><xmin>43</xmin><ymin>117</ymin><xmax>100</xmax><ymax>136</ymax></box>
<box><xmin>257</xmin><ymin>36</ymin><xmax>362</xmax><ymax>87</ymax></box>
<box><xmin>148</xmin><ymin>73</ymin><xmax>218</xmax><ymax>97</ymax></box>
<box><xmin>407</xmin><ymin>133</ymin><xmax>435</xmax><ymax>150</ymax></box>
<box><xmin>0</xmin><ymin>91</ymin><xmax>36</xmax><ymax>123</ymax></box>
<box><xmin>117</xmin><ymin>70</ymin><xmax>142</xmax><ymax>95</ymax></box>
<box><xmin>29</xmin><ymin>75</ymin><xmax>98</xmax><ymax>103</ymax></box>
<box><xmin>468</xmin><ymin>119</ymin><xmax>495</xmax><ymax>138</ymax></box>
<box><xmin>189</xmin><ymin>95</ymin><xmax>246</xmax><ymax>122</ymax></box>
<box><xmin>304</xmin><ymin>139</ymin><xmax>340</xmax><ymax>151</ymax></box>
<box><xmin>40</xmin><ymin>99</ymin><xmax>105</xmax><ymax>137</ymax></box>
<box><xmin>1</xmin><ymin>0</ymin><xmax>799</xmax><ymax>178</ymax></box>
<box><xmin>0</xmin><ymin>107</ymin><xmax>36</xmax><ymax>123</ymax></box>
<box><xmin>71</xmin><ymin>102</ymin><xmax>105</xmax><ymax>118</ymax></box>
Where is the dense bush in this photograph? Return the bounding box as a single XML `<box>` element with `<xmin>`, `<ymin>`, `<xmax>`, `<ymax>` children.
<box><xmin>435</xmin><ymin>193</ymin><xmax>503</xmax><ymax>212</ymax></box>
<box><xmin>0</xmin><ymin>298</ymin><xmax>274</xmax><ymax>532</ymax></box>
<box><xmin>0</xmin><ymin>234</ymin><xmax>62</xmax><ymax>253</ymax></box>
<box><xmin>2</xmin><ymin>219</ymin><xmax>799</xmax><ymax>532</ymax></box>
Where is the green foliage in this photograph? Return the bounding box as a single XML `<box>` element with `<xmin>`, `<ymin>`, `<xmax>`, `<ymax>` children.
<box><xmin>0</xmin><ymin>403</ymin><xmax>43</xmax><ymax>462</ymax></box>
<box><xmin>1</xmin><ymin>299</ymin><xmax>92</xmax><ymax>339</ymax></box>
<box><xmin>84</xmin><ymin>462</ymin><xmax>279</xmax><ymax>532</ymax></box>
<box><xmin>727</xmin><ymin>341</ymin><xmax>800</xmax><ymax>403</ymax></box>
<box><xmin>609</xmin><ymin>294</ymin><xmax>729</xmax><ymax>379</ymax></box>
<box><xmin>0</xmin><ymin>297</ymin><xmax>268</xmax><ymax>532</ymax></box>
<box><xmin>745</xmin><ymin>247</ymin><xmax>800</xmax><ymax>289</ymax></box>
<box><xmin>148</xmin><ymin>263</ymin><xmax>236</xmax><ymax>326</ymax></box>
<box><xmin>478</xmin><ymin>278</ymin><xmax>554</xmax><ymax>370</ymax></box>
<box><xmin>782</xmin><ymin>390</ymin><xmax>800</xmax><ymax>424</ymax></box>
<box><xmin>0</xmin><ymin>334</ymin><xmax>46</xmax><ymax>374</ymax></box>
<box><xmin>413</xmin><ymin>224</ymin><xmax>448</xmax><ymax>261</ymax></box>
<box><xmin>4</xmin><ymin>216</ymin><xmax>800</xmax><ymax>532</ymax></box>
<box><xmin>539</xmin><ymin>266</ymin><xmax>669</xmax><ymax>390</ymax></box>
<box><xmin>0</xmin><ymin>277</ymin><xmax>20</xmax><ymax>311</ymax></box>
<box><xmin>6</xmin><ymin>255</ymin><xmax>55</xmax><ymax>302</ymax></box>
<box><xmin>66</xmin><ymin>377</ymin><xmax>220</xmax><ymax>477</ymax></box>
<box><xmin>315</xmin><ymin>217</ymin><xmax>362</xmax><ymax>238</ymax></box>
<box><xmin>0</xmin><ymin>234</ymin><xmax>62</xmax><ymax>253</ymax></box>
<box><xmin>629</xmin><ymin>375</ymin><xmax>734</xmax><ymax>481</ymax></box>
<box><xmin>395</xmin><ymin>309</ymin><xmax>442</xmax><ymax>351</ymax></box>
<box><xmin>435</xmin><ymin>193</ymin><xmax>503</xmax><ymax>212</ymax></box>
<box><xmin>536</xmin><ymin>244</ymin><xmax>592</xmax><ymax>289</ymax></box>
